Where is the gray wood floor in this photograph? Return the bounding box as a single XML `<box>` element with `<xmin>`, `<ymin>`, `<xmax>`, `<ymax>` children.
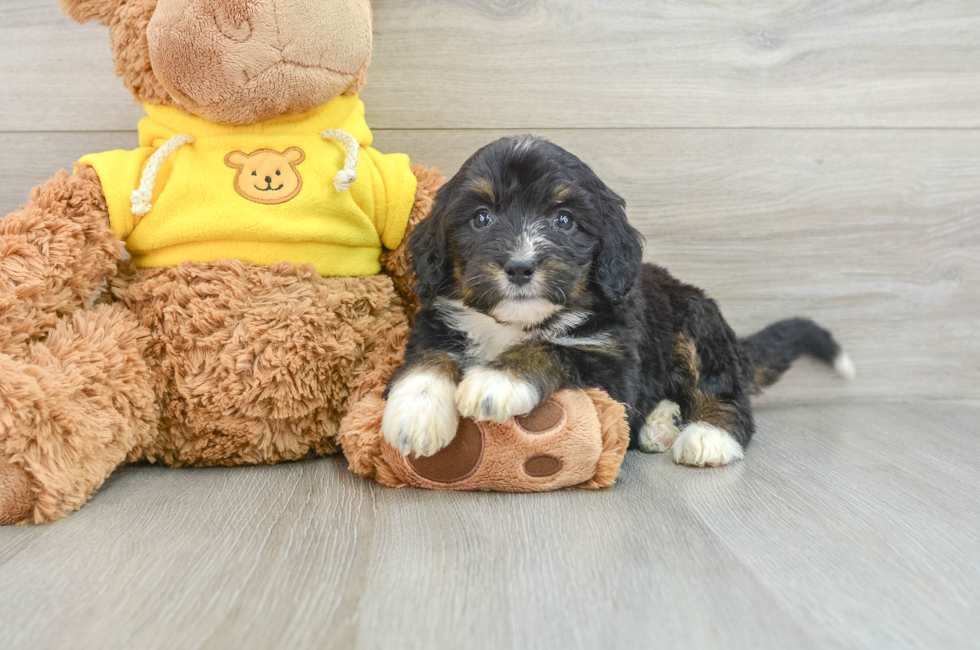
<box><xmin>1</xmin><ymin>401</ymin><xmax>978</xmax><ymax>650</ymax></box>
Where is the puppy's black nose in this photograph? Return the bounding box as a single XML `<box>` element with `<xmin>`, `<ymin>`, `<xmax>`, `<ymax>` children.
<box><xmin>265</xmin><ymin>176</ymin><xmax>273</xmax><ymax>184</ymax></box>
<box><xmin>504</xmin><ymin>259</ymin><xmax>536</xmax><ymax>286</ymax></box>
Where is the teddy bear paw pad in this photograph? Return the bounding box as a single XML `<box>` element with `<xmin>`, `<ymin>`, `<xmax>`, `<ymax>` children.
<box><xmin>523</xmin><ymin>454</ymin><xmax>564</xmax><ymax>477</ymax></box>
<box><xmin>515</xmin><ymin>399</ymin><xmax>566</xmax><ymax>435</ymax></box>
<box><xmin>407</xmin><ymin>418</ymin><xmax>485</xmax><ymax>484</ymax></box>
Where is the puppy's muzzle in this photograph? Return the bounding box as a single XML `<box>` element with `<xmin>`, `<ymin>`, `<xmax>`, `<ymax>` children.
<box><xmin>504</xmin><ymin>258</ymin><xmax>536</xmax><ymax>287</ymax></box>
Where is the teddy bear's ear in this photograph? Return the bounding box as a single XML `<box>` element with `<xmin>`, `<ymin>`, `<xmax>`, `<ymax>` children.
<box><xmin>342</xmin><ymin>65</ymin><xmax>370</xmax><ymax>97</ymax></box>
<box><xmin>59</xmin><ymin>0</ymin><xmax>129</xmax><ymax>25</ymax></box>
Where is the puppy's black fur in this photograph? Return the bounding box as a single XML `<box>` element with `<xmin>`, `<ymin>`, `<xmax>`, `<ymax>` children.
<box><xmin>394</xmin><ymin>136</ymin><xmax>846</xmax><ymax>452</ymax></box>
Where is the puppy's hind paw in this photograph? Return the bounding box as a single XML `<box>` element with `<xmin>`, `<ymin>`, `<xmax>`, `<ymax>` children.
<box><xmin>382</xmin><ymin>372</ymin><xmax>459</xmax><ymax>457</ymax></box>
<box><xmin>671</xmin><ymin>422</ymin><xmax>744</xmax><ymax>467</ymax></box>
<box><xmin>638</xmin><ymin>399</ymin><xmax>681</xmax><ymax>453</ymax></box>
<box><xmin>455</xmin><ymin>368</ymin><xmax>539</xmax><ymax>423</ymax></box>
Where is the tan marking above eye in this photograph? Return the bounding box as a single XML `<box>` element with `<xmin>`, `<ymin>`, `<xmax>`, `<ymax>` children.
<box><xmin>470</xmin><ymin>178</ymin><xmax>495</xmax><ymax>203</ymax></box>
<box><xmin>553</xmin><ymin>184</ymin><xmax>574</xmax><ymax>202</ymax></box>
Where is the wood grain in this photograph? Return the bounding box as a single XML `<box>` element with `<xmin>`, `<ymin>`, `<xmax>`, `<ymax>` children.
<box><xmin>0</xmin><ymin>401</ymin><xmax>977</xmax><ymax>650</ymax></box>
<box><xmin>2</xmin><ymin>1</ymin><xmax>980</xmax><ymax>131</ymax></box>
<box><xmin>4</xmin><ymin>129</ymin><xmax>977</xmax><ymax>401</ymax></box>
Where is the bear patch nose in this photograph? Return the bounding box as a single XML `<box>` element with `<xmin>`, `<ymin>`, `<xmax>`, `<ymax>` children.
<box><xmin>504</xmin><ymin>259</ymin><xmax>536</xmax><ymax>286</ymax></box>
<box><xmin>265</xmin><ymin>176</ymin><xmax>273</xmax><ymax>184</ymax></box>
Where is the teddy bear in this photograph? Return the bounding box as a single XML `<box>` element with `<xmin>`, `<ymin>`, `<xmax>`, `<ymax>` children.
<box><xmin>0</xmin><ymin>0</ymin><xmax>629</xmax><ymax>525</ymax></box>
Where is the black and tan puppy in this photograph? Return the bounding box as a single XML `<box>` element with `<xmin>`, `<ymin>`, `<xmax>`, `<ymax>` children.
<box><xmin>382</xmin><ymin>136</ymin><xmax>854</xmax><ymax>466</ymax></box>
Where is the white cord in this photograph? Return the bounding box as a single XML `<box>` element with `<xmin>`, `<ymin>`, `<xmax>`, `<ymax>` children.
<box><xmin>320</xmin><ymin>128</ymin><xmax>359</xmax><ymax>192</ymax></box>
<box><xmin>130</xmin><ymin>134</ymin><xmax>196</xmax><ymax>216</ymax></box>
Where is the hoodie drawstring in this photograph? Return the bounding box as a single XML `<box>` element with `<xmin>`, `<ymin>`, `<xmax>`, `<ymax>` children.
<box><xmin>320</xmin><ymin>128</ymin><xmax>359</xmax><ymax>192</ymax></box>
<box><xmin>130</xmin><ymin>133</ymin><xmax>196</xmax><ymax>217</ymax></box>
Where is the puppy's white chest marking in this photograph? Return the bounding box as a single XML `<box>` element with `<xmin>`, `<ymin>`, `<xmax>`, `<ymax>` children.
<box><xmin>438</xmin><ymin>299</ymin><xmax>530</xmax><ymax>363</ymax></box>
<box><xmin>436</xmin><ymin>299</ymin><xmax>599</xmax><ymax>363</ymax></box>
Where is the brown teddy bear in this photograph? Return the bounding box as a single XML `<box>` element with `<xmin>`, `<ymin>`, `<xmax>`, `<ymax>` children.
<box><xmin>0</xmin><ymin>0</ymin><xmax>628</xmax><ymax>524</ymax></box>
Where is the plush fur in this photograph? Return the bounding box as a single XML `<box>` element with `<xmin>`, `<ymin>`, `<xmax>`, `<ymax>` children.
<box><xmin>0</xmin><ymin>166</ymin><xmax>121</xmax><ymax>358</ymax></box>
<box><xmin>387</xmin><ymin>136</ymin><xmax>851</xmax><ymax>466</ymax></box>
<box><xmin>0</xmin><ymin>0</ymin><xmax>442</xmax><ymax>523</ymax></box>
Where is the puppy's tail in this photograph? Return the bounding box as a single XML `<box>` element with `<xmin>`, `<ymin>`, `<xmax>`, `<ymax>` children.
<box><xmin>740</xmin><ymin>318</ymin><xmax>854</xmax><ymax>392</ymax></box>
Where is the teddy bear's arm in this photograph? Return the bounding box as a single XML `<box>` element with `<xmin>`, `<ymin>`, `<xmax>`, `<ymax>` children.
<box><xmin>379</xmin><ymin>164</ymin><xmax>446</xmax><ymax>315</ymax></box>
<box><xmin>0</xmin><ymin>164</ymin><xmax>123</xmax><ymax>357</ymax></box>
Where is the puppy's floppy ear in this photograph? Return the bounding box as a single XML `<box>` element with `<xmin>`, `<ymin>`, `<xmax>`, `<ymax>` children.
<box><xmin>592</xmin><ymin>182</ymin><xmax>644</xmax><ymax>302</ymax></box>
<box><xmin>409</xmin><ymin>177</ymin><xmax>459</xmax><ymax>299</ymax></box>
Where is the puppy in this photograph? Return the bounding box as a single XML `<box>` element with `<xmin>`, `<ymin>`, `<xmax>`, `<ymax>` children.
<box><xmin>382</xmin><ymin>136</ymin><xmax>853</xmax><ymax>466</ymax></box>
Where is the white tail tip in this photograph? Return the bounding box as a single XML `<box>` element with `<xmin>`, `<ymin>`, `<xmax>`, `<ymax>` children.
<box><xmin>834</xmin><ymin>351</ymin><xmax>856</xmax><ymax>380</ymax></box>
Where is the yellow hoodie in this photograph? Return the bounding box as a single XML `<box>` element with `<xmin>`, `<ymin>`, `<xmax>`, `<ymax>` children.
<box><xmin>79</xmin><ymin>95</ymin><xmax>417</xmax><ymax>276</ymax></box>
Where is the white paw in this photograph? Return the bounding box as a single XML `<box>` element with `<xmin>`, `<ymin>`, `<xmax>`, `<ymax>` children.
<box><xmin>455</xmin><ymin>367</ymin><xmax>539</xmax><ymax>423</ymax></box>
<box><xmin>638</xmin><ymin>399</ymin><xmax>681</xmax><ymax>453</ymax></box>
<box><xmin>671</xmin><ymin>422</ymin><xmax>744</xmax><ymax>467</ymax></box>
<box><xmin>382</xmin><ymin>371</ymin><xmax>459</xmax><ymax>457</ymax></box>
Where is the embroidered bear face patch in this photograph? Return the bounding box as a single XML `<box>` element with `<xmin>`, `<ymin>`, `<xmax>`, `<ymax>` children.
<box><xmin>224</xmin><ymin>147</ymin><xmax>305</xmax><ymax>205</ymax></box>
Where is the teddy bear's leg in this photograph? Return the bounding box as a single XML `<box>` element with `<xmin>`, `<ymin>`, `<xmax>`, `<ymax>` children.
<box><xmin>0</xmin><ymin>165</ymin><xmax>121</xmax><ymax>357</ymax></box>
<box><xmin>114</xmin><ymin>263</ymin><xmax>414</xmax><ymax>467</ymax></box>
<box><xmin>340</xmin><ymin>388</ymin><xmax>630</xmax><ymax>491</ymax></box>
<box><xmin>0</xmin><ymin>304</ymin><xmax>157</xmax><ymax>524</ymax></box>
<box><xmin>380</xmin><ymin>164</ymin><xmax>447</xmax><ymax>315</ymax></box>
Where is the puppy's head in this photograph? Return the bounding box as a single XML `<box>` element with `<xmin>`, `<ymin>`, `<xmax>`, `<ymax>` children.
<box><xmin>409</xmin><ymin>136</ymin><xmax>644</xmax><ymax>325</ymax></box>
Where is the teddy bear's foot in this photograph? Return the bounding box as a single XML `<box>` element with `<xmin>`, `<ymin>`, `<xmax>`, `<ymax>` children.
<box><xmin>341</xmin><ymin>388</ymin><xmax>630</xmax><ymax>491</ymax></box>
<box><xmin>0</xmin><ymin>305</ymin><xmax>157</xmax><ymax>523</ymax></box>
<box><xmin>0</xmin><ymin>460</ymin><xmax>35</xmax><ymax>525</ymax></box>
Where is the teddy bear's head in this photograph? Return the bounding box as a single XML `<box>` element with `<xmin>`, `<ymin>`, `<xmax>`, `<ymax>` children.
<box><xmin>60</xmin><ymin>0</ymin><xmax>373</xmax><ymax>125</ymax></box>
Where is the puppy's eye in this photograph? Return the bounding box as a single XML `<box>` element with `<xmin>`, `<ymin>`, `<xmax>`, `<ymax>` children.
<box><xmin>554</xmin><ymin>212</ymin><xmax>574</xmax><ymax>231</ymax></box>
<box><xmin>252</xmin><ymin>171</ymin><xmax>257</xmax><ymax>176</ymax></box>
<box><xmin>472</xmin><ymin>210</ymin><xmax>493</xmax><ymax>229</ymax></box>
<box><xmin>276</xmin><ymin>170</ymin><xmax>281</xmax><ymax>176</ymax></box>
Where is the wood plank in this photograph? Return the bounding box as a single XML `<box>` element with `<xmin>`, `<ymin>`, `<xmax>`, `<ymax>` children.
<box><xmin>350</xmin><ymin>458</ymin><xmax>824</xmax><ymax>650</ymax></box>
<box><xmin>5</xmin><ymin>128</ymin><xmax>974</xmax><ymax>401</ymax></box>
<box><xmin>670</xmin><ymin>401</ymin><xmax>980</xmax><ymax>649</ymax></box>
<box><xmin>0</xmin><ymin>401</ymin><xmax>977</xmax><ymax>649</ymax></box>
<box><xmin>3</xmin><ymin>1</ymin><xmax>980</xmax><ymax>131</ymax></box>
<box><xmin>0</xmin><ymin>2</ymin><xmax>145</xmax><ymax>132</ymax></box>
<box><xmin>0</xmin><ymin>457</ymin><xmax>378</xmax><ymax>649</ymax></box>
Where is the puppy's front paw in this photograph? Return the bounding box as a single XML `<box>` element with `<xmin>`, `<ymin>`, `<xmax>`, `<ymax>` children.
<box><xmin>638</xmin><ymin>399</ymin><xmax>681</xmax><ymax>453</ymax></box>
<box><xmin>382</xmin><ymin>372</ymin><xmax>459</xmax><ymax>457</ymax></box>
<box><xmin>671</xmin><ymin>422</ymin><xmax>744</xmax><ymax>467</ymax></box>
<box><xmin>455</xmin><ymin>368</ymin><xmax>539</xmax><ymax>423</ymax></box>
